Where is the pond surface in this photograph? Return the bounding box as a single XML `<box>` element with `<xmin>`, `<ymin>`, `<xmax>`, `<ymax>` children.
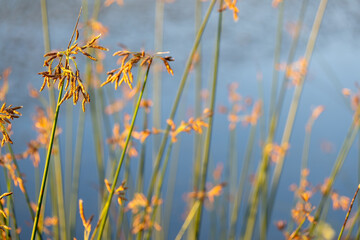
<box><xmin>1</xmin><ymin>0</ymin><xmax>360</xmax><ymax>239</ymax></box>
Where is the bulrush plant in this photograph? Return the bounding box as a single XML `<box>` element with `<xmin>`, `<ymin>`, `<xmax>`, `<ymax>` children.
<box><xmin>3</xmin><ymin>0</ymin><xmax>360</xmax><ymax>239</ymax></box>
<box><xmin>31</xmin><ymin>9</ymin><xmax>108</xmax><ymax>239</ymax></box>
<box><xmin>94</xmin><ymin>49</ymin><xmax>174</xmax><ymax>239</ymax></box>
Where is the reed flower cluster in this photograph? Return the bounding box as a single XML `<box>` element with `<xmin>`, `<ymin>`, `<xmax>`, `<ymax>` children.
<box><xmin>126</xmin><ymin>193</ymin><xmax>163</xmax><ymax>234</ymax></box>
<box><xmin>3</xmin><ymin>0</ymin><xmax>360</xmax><ymax>239</ymax></box>
<box><xmin>38</xmin><ymin>31</ymin><xmax>108</xmax><ymax>111</ymax></box>
<box><xmin>0</xmin><ymin>103</ymin><xmax>22</xmax><ymax>146</ymax></box>
<box><xmin>101</xmin><ymin>50</ymin><xmax>174</xmax><ymax>89</ymax></box>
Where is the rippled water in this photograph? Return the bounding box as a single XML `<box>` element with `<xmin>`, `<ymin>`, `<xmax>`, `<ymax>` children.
<box><xmin>1</xmin><ymin>0</ymin><xmax>360</xmax><ymax>238</ymax></box>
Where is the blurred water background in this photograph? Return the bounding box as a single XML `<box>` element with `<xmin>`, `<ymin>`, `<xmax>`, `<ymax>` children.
<box><xmin>1</xmin><ymin>0</ymin><xmax>360</xmax><ymax>238</ymax></box>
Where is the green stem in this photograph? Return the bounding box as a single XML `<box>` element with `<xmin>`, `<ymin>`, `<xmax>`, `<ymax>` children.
<box><xmin>289</xmin><ymin>217</ymin><xmax>306</xmax><ymax>239</ymax></box>
<box><xmin>49</xmin><ymin>162</ymin><xmax>60</xmax><ymax>240</ymax></box>
<box><xmin>96</xmin><ymin>63</ymin><xmax>152</xmax><ymax>239</ymax></box>
<box><xmin>258</xmin><ymin>0</ymin><xmax>326</xmax><ymax>235</ymax></box>
<box><xmin>2</xmin><ymin>167</ymin><xmax>17</xmax><ymax>239</ymax></box>
<box><xmin>64</xmin><ymin>99</ymin><xmax>73</xmax><ymax>223</ymax></box>
<box><xmin>152</xmin><ymin>0</ymin><xmax>165</xmax><ymax>158</ymax></box>
<box><xmin>146</xmin><ymin>0</ymin><xmax>216</xmax><ymax>204</ymax></box>
<box><xmin>192</xmin><ymin>0</ymin><xmax>203</xmax><ymax>192</ymax></box>
<box><xmin>53</xmin><ymin>141</ymin><xmax>67</xmax><ymax>240</ymax></box>
<box><xmin>68</xmin><ymin>110</ymin><xmax>85</xmax><ymax>237</ymax></box>
<box><xmin>136</xmin><ymin>110</ymin><xmax>148</xmax><ymax>193</ymax></box>
<box><xmin>274</xmin><ymin>0</ymin><xmax>308</xmax><ymax>123</ymax></box>
<box><xmin>189</xmin><ymin>2</ymin><xmax>204</xmax><ymax>238</ymax></box>
<box><xmin>244</xmin><ymin>0</ymin><xmax>326</xmax><ymax>234</ymax></box>
<box><xmin>163</xmin><ymin>137</ymin><xmax>180</xmax><ymax>239</ymax></box>
<box><xmin>228</xmin><ymin>124</ymin><xmax>257</xmax><ymax>239</ymax></box>
<box><xmin>31</xmin><ymin>82</ymin><xmax>64</xmax><ymax>240</ymax></box>
<box><xmin>145</xmin><ymin>141</ymin><xmax>173</xmax><ymax>240</ymax></box>
<box><xmin>40</xmin><ymin>0</ymin><xmax>50</xmax><ymax>53</ymax></box>
<box><xmin>269</xmin><ymin>1</ymin><xmax>284</xmax><ymax>118</ymax></box>
<box><xmin>7</xmin><ymin>142</ymin><xmax>43</xmax><ymax>239</ymax></box>
<box><xmin>6</xmin><ymin>143</ymin><xmax>37</xmax><ymax>219</ymax></box>
<box><xmin>175</xmin><ymin>200</ymin><xmax>201</xmax><ymax>240</ymax></box>
<box><xmin>194</xmin><ymin>1</ymin><xmax>222</xmax><ymax>237</ymax></box>
<box><xmin>309</xmin><ymin>118</ymin><xmax>359</xmax><ymax>235</ymax></box>
<box><xmin>82</xmin><ymin>0</ymin><xmax>105</xmax><ymax>199</ymax></box>
<box><xmin>356</xmin><ymin>225</ymin><xmax>360</xmax><ymax>240</ymax></box>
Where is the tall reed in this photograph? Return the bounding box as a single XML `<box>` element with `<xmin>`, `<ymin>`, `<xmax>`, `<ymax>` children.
<box><xmin>96</xmin><ymin>51</ymin><xmax>174</xmax><ymax>238</ymax></box>
<box><xmin>194</xmin><ymin>0</ymin><xmax>223</xmax><ymax>237</ymax></box>
<box><xmin>145</xmin><ymin>0</ymin><xmax>217</xmax><ymax>208</ymax></box>
<box><xmin>32</xmin><ymin>8</ymin><xmax>107</xmax><ymax>238</ymax></box>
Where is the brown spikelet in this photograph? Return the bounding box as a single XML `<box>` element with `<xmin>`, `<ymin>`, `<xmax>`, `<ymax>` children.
<box><xmin>90</xmin><ymin>45</ymin><xmax>109</xmax><ymax>51</ymax></box>
<box><xmin>75</xmin><ymin>29</ymin><xmax>79</xmax><ymax>41</ymax></box>
<box><xmin>38</xmin><ymin>25</ymin><xmax>107</xmax><ymax>112</ymax></box>
<box><xmin>0</xmin><ymin>192</ymin><xmax>12</xmax><ymax>200</ymax></box>
<box><xmin>102</xmin><ymin>50</ymin><xmax>173</xmax><ymax>90</ymax></box>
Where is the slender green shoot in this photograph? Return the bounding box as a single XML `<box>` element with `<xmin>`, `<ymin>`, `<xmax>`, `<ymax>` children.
<box><xmin>31</xmin><ymin>76</ymin><xmax>65</xmax><ymax>240</ymax></box>
<box><xmin>175</xmin><ymin>201</ymin><xmax>201</xmax><ymax>240</ymax></box>
<box><xmin>270</xmin><ymin>0</ymin><xmax>327</xmax><ymax>231</ymax></box>
<box><xmin>194</xmin><ymin>0</ymin><xmax>223</xmax><ymax>236</ymax></box>
<box><xmin>31</xmin><ymin>9</ymin><xmax>82</xmax><ymax>239</ymax></box>
<box><xmin>146</xmin><ymin>0</ymin><xmax>216</xmax><ymax>204</ymax></box>
<box><xmin>96</xmin><ymin>62</ymin><xmax>152</xmax><ymax>239</ymax></box>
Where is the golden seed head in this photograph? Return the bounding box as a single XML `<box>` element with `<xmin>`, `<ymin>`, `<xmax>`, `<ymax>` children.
<box><xmin>38</xmin><ymin>26</ymin><xmax>107</xmax><ymax>112</ymax></box>
<box><xmin>101</xmin><ymin>50</ymin><xmax>174</xmax><ymax>90</ymax></box>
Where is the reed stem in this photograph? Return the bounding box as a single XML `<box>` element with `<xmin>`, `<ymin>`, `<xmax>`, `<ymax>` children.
<box><xmin>268</xmin><ymin>0</ymin><xmax>328</xmax><ymax>223</ymax></box>
<box><xmin>269</xmin><ymin>1</ymin><xmax>284</xmax><ymax>118</ymax></box>
<box><xmin>96</xmin><ymin>62</ymin><xmax>152</xmax><ymax>239</ymax></box>
<box><xmin>228</xmin><ymin>124</ymin><xmax>257</xmax><ymax>239</ymax></box>
<box><xmin>145</xmin><ymin>141</ymin><xmax>173</xmax><ymax>240</ymax></box>
<box><xmin>194</xmin><ymin>0</ymin><xmax>222</xmax><ymax>236</ymax></box>
<box><xmin>146</xmin><ymin>0</ymin><xmax>216</xmax><ymax>204</ymax></box>
<box><xmin>175</xmin><ymin>200</ymin><xmax>201</xmax><ymax>240</ymax></box>
<box><xmin>31</xmin><ymin>81</ymin><xmax>65</xmax><ymax>240</ymax></box>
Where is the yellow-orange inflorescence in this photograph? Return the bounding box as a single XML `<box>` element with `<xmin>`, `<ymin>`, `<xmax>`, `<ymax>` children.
<box><xmin>277</xmin><ymin>57</ymin><xmax>308</xmax><ymax>86</ymax></box>
<box><xmin>341</xmin><ymin>87</ymin><xmax>360</xmax><ymax>124</ymax></box>
<box><xmin>38</xmin><ymin>30</ymin><xmax>108</xmax><ymax>112</ymax></box>
<box><xmin>0</xmin><ymin>68</ymin><xmax>10</xmax><ymax>101</ymax></box>
<box><xmin>264</xmin><ymin>142</ymin><xmax>290</xmax><ymax>164</ymax></box>
<box><xmin>79</xmin><ymin>199</ymin><xmax>94</xmax><ymax>240</ymax></box>
<box><xmin>305</xmin><ymin>105</ymin><xmax>324</xmax><ymax>133</ymax></box>
<box><xmin>187</xmin><ymin>182</ymin><xmax>227</xmax><ymax>207</ymax></box>
<box><xmin>104</xmin><ymin>179</ymin><xmax>127</xmax><ymax>206</ymax></box>
<box><xmin>272</xmin><ymin>0</ymin><xmax>283</xmax><ymax>8</ymax></box>
<box><xmin>167</xmin><ymin>108</ymin><xmax>211</xmax><ymax>143</ymax></box>
<box><xmin>107</xmin><ymin>115</ymin><xmax>139</xmax><ymax>157</ymax></box>
<box><xmin>126</xmin><ymin>193</ymin><xmax>163</xmax><ymax>234</ymax></box>
<box><xmin>0</xmin><ymin>192</ymin><xmax>12</xmax><ymax>236</ymax></box>
<box><xmin>104</xmin><ymin>0</ymin><xmax>124</xmax><ymax>7</ymax></box>
<box><xmin>101</xmin><ymin>50</ymin><xmax>174</xmax><ymax>90</ymax></box>
<box><xmin>0</xmin><ymin>102</ymin><xmax>22</xmax><ymax>146</ymax></box>
<box><xmin>220</xmin><ymin>0</ymin><xmax>239</xmax><ymax>21</ymax></box>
